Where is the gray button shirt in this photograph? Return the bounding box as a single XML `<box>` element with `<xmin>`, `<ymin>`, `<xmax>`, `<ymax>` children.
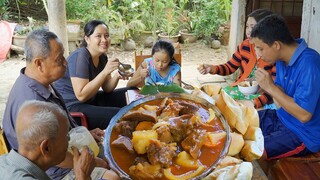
<box><xmin>2</xmin><ymin>68</ymin><xmax>77</xmax><ymax>179</ymax></box>
<box><xmin>0</xmin><ymin>150</ymin><xmax>51</xmax><ymax>180</ymax></box>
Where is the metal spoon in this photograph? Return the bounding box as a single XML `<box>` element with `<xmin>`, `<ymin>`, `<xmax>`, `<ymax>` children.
<box><xmin>178</xmin><ymin>79</ymin><xmax>195</xmax><ymax>90</ymax></box>
<box><xmin>119</xmin><ymin>62</ymin><xmax>132</xmax><ymax>70</ymax></box>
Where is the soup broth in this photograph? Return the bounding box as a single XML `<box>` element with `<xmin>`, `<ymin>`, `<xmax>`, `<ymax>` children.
<box><xmin>110</xmin><ymin>97</ymin><xmax>227</xmax><ymax>180</ymax></box>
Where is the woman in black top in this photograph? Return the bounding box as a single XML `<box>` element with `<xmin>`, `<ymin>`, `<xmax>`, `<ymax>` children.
<box><xmin>55</xmin><ymin>20</ymin><xmax>135</xmax><ymax>130</ymax></box>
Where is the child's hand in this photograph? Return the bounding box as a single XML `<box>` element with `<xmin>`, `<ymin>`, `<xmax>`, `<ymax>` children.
<box><xmin>140</xmin><ymin>64</ymin><xmax>149</xmax><ymax>79</ymax></box>
<box><xmin>197</xmin><ymin>64</ymin><xmax>212</xmax><ymax>75</ymax></box>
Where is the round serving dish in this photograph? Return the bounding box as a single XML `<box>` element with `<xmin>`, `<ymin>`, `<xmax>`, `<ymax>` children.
<box><xmin>104</xmin><ymin>93</ymin><xmax>231</xmax><ymax>180</ymax></box>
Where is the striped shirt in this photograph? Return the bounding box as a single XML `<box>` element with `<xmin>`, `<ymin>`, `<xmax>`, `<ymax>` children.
<box><xmin>212</xmin><ymin>39</ymin><xmax>276</xmax><ymax>108</ymax></box>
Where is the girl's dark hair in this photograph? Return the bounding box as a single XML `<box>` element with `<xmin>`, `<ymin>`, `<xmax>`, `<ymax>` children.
<box><xmin>251</xmin><ymin>14</ymin><xmax>295</xmax><ymax>46</ymax></box>
<box><xmin>248</xmin><ymin>9</ymin><xmax>274</xmax><ymax>23</ymax></box>
<box><xmin>81</xmin><ymin>20</ymin><xmax>108</xmax><ymax>47</ymax></box>
<box><xmin>151</xmin><ymin>40</ymin><xmax>178</xmax><ymax>65</ymax></box>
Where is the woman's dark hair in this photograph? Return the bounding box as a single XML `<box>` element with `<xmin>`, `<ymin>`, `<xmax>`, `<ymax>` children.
<box><xmin>81</xmin><ymin>20</ymin><xmax>108</xmax><ymax>47</ymax></box>
<box><xmin>248</xmin><ymin>9</ymin><xmax>274</xmax><ymax>23</ymax></box>
<box><xmin>151</xmin><ymin>40</ymin><xmax>178</xmax><ymax>65</ymax></box>
<box><xmin>251</xmin><ymin>14</ymin><xmax>295</xmax><ymax>46</ymax></box>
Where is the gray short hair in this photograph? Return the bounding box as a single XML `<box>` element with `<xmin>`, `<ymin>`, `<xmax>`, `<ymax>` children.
<box><xmin>17</xmin><ymin>100</ymin><xmax>69</xmax><ymax>148</ymax></box>
<box><xmin>24</xmin><ymin>29</ymin><xmax>59</xmax><ymax>62</ymax></box>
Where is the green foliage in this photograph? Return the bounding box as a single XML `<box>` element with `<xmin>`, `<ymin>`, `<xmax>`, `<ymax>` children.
<box><xmin>194</xmin><ymin>0</ymin><xmax>231</xmax><ymax>39</ymax></box>
<box><xmin>66</xmin><ymin>0</ymin><xmax>232</xmax><ymax>42</ymax></box>
<box><xmin>65</xmin><ymin>0</ymin><xmax>94</xmax><ymax>20</ymax></box>
<box><xmin>0</xmin><ymin>0</ymin><xmax>9</xmax><ymax>20</ymax></box>
<box><xmin>159</xmin><ymin>0</ymin><xmax>180</xmax><ymax>36</ymax></box>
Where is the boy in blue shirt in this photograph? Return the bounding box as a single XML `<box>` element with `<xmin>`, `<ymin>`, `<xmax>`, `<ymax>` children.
<box><xmin>251</xmin><ymin>14</ymin><xmax>320</xmax><ymax>164</ymax></box>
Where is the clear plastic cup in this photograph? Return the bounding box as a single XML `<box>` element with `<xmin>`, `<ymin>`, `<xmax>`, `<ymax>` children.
<box><xmin>68</xmin><ymin>126</ymin><xmax>99</xmax><ymax>157</ymax></box>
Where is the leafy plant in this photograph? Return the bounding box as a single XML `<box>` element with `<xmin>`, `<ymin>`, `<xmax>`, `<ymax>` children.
<box><xmin>65</xmin><ymin>0</ymin><xmax>94</xmax><ymax>20</ymax></box>
<box><xmin>0</xmin><ymin>0</ymin><xmax>9</xmax><ymax>20</ymax></box>
<box><xmin>194</xmin><ymin>0</ymin><xmax>229</xmax><ymax>39</ymax></box>
<box><xmin>159</xmin><ymin>0</ymin><xmax>180</xmax><ymax>36</ymax></box>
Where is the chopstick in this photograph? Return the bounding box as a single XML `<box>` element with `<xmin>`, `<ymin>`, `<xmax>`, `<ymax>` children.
<box><xmin>148</xmin><ymin>76</ymin><xmax>160</xmax><ymax>94</ymax></box>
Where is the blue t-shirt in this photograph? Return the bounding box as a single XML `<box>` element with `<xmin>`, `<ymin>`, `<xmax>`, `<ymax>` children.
<box><xmin>144</xmin><ymin>57</ymin><xmax>180</xmax><ymax>86</ymax></box>
<box><xmin>275</xmin><ymin>39</ymin><xmax>320</xmax><ymax>152</ymax></box>
<box><xmin>54</xmin><ymin>47</ymin><xmax>107</xmax><ymax>107</ymax></box>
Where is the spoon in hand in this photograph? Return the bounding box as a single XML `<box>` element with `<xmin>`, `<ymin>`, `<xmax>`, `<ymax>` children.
<box><xmin>119</xmin><ymin>62</ymin><xmax>132</xmax><ymax>70</ymax></box>
<box><xmin>178</xmin><ymin>79</ymin><xmax>195</xmax><ymax>90</ymax></box>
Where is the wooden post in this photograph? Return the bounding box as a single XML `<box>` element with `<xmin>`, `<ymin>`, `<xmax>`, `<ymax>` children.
<box><xmin>47</xmin><ymin>0</ymin><xmax>69</xmax><ymax>57</ymax></box>
<box><xmin>228</xmin><ymin>0</ymin><xmax>246</xmax><ymax>59</ymax></box>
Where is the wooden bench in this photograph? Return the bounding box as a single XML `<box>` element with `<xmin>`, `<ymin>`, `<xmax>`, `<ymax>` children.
<box><xmin>266</xmin><ymin>152</ymin><xmax>320</xmax><ymax>179</ymax></box>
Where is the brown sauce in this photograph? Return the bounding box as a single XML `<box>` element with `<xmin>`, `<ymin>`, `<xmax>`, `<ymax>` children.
<box><xmin>110</xmin><ymin>98</ymin><xmax>226</xmax><ymax>179</ymax></box>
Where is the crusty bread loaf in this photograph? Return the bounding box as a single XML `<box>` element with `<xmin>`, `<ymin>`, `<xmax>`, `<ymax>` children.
<box><xmin>245</xmin><ymin>106</ymin><xmax>259</xmax><ymax>127</ymax></box>
<box><xmin>217</xmin><ymin>156</ymin><xmax>243</xmax><ymax>168</ymax></box>
<box><xmin>243</xmin><ymin>126</ymin><xmax>263</xmax><ymax>143</ymax></box>
<box><xmin>202</xmin><ymin>165</ymin><xmax>233</xmax><ymax>180</ymax></box>
<box><xmin>228</xmin><ymin>132</ymin><xmax>245</xmax><ymax>156</ymax></box>
<box><xmin>201</xmin><ymin>84</ymin><xmax>222</xmax><ymax>97</ymax></box>
<box><xmin>236</xmin><ymin>162</ymin><xmax>253</xmax><ymax>180</ymax></box>
<box><xmin>240</xmin><ymin>140</ymin><xmax>263</xmax><ymax>162</ymax></box>
<box><xmin>216</xmin><ymin>91</ymin><xmax>249</xmax><ymax>134</ymax></box>
<box><xmin>205</xmin><ymin>162</ymin><xmax>252</xmax><ymax>180</ymax></box>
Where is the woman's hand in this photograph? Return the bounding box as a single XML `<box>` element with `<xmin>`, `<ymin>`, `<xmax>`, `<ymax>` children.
<box><xmin>197</xmin><ymin>64</ymin><xmax>213</xmax><ymax>75</ymax></box>
<box><xmin>103</xmin><ymin>58</ymin><xmax>120</xmax><ymax>76</ymax></box>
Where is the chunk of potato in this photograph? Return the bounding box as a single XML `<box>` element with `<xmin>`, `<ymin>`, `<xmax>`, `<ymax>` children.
<box><xmin>175</xmin><ymin>151</ymin><xmax>199</xmax><ymax>169</ymax></box>
<box><xmin>207</xmin><ymin>108</ymin><xmax>216</xmax><ymax>123</ymax></box>
<box><xmin>204</xmin><ymin>131</ymin><xmax>227</xmax><ymax>148</ymax></box>
<box><xmin>135</xmin><ymin>121</ymin><xmax>155</xmax><ymax>131</ymax></box>
<box><xmin>132</xmin><ymin>130</ymin><xmax>158</xmax><ymax>154</ymax></box>
<box><xmin>163</xmin><ymin>166</ymin><xmax>206</xmax><ymax>180</ymax></box>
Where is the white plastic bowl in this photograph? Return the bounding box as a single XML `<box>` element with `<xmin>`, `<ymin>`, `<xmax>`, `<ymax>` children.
<box><xmin>238</xmin><ymin>81</ymin><xmax>259</xmax><ymax>95</ymax></box>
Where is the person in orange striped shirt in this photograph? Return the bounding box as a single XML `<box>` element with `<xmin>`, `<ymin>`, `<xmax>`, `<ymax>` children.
<box><xmin>198</xmin><ymin>9</ymin><xmax>275</xmax><ymax>108</ymax></box>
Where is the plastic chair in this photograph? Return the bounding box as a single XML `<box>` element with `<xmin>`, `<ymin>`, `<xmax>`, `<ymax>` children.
<box><xmin>70</xmin><ymin>112</ymin><xmax>89</xmax><ymax>128</ymax></box>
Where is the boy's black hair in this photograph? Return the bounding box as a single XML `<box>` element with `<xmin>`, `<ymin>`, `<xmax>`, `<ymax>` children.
<box><xmin>251</xmin><ymin>14</ymin><xmax>295</xmax><ymax>46</ymax></box>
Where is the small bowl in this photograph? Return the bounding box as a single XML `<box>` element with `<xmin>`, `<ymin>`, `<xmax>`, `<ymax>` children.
<box><xmin>118</xmin><ymin>67</ymin><xmax>134</xmax><ymax>77</ymax></box>
<box><xmin>238</xmin><ymin>81</ymin><xmax>259</xmax><ymax>95</ymax></box>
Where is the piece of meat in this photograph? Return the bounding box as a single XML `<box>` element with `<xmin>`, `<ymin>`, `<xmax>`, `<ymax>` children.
<box><xmin>122</xmin><ymin>108</ymin><xmax>157</xmax><ymax>122</ymax></box>
<box><xmin>181</xmin><ymin>129</ymin><xmax>207</xmax><ymax>159</ymax></box>
<box><xmin>113</xmin><ymin>120</ymin><xmax>138</xmax><ymax>138</ymax></box>
<box><xmin>158</xmin><ymin>102</ymin><xmax>184</xmax><ymax>121</ymax></box>
<box><xmin>146</xmin><ymin>139</ymin><xmax>177</xmax><ymax>168</ymax></box>
<box><xmin>155</xmin><ymin>125</ymin><xmax>174</xmax><ymax>143</ymax></box>
<box><xmin>129</xmin><ymin>162</ymin><xmax>162</xmax><ymax>180</ymax></box>
<box><xmin>179</xmin><ymin>101</ymin><xmax>199</xmax><ymax>115</ymax></box>
<box><xmin>168</xmin><ymin>114</ymin><xmax>197</xmax><ymax>142</ymax></box>
<box><xmin>111</xmin><ymin>135</ymin><xmax>135</xmax><ymax>154</ymax></box>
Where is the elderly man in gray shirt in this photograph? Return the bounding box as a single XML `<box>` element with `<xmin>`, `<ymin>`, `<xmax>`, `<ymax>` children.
<box><xmin>0</xmin><ymin>100</ymin><xmax>95</xmax><ymax>180</ymax></box>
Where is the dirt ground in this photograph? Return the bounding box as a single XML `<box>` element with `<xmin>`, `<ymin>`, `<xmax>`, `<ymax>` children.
<box><xmin>0</xmin><ymin>41</ymin><xmax>231</xmax><ymax>126</ymax></box>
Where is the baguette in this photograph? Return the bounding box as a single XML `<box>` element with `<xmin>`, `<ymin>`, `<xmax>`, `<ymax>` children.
<box><xmin>201</xmin><ymin>84</ymin><xmax>222</xmax><ymax>97</ymax></box>
<box><xmin>245</xmin><ymin>106</ymin><xmax>259</xmax><ymax>127</ymax></box>
<box><xmin>216</xmin><ymin>91</ymin><xmax>249</xmax><ymax>134</ymax></box>
<box><xmin>240</xmin><ymin>140</ymin><xmax>263</xmax><ymax>162</ymax></box>
<box><xmin>228</xmin><ymin>132</ymin><xmax>245</xmax><ymax>156</ymax></box>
